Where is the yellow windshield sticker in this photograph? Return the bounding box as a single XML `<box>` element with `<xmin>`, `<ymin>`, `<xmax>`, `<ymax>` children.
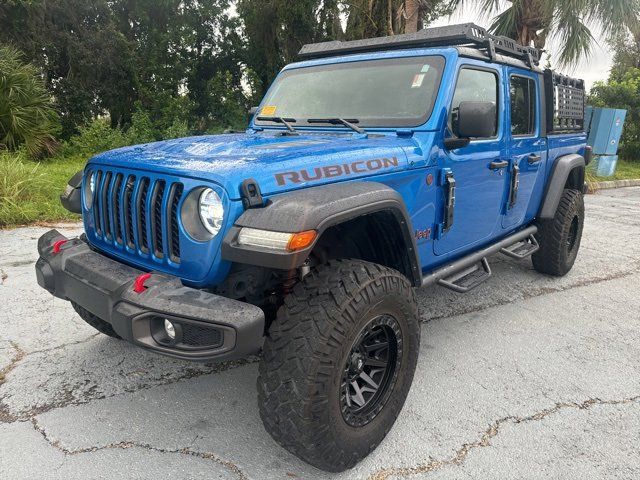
<box><xmin>261</xmin><ymin>105</ymin><xmax>277</xmax><ymax>116</ymax></box>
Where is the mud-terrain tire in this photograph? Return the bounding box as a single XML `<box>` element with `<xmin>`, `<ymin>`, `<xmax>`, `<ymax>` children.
<box><xmin>71</xmin><ymin>301</ymin><xmax>122</xmax><ymax>339</ymax></box>
<box><xmin>532</xmin><ymin>188</ymin><xmax>584</xmax><ymax>277</ymax></box>
<box><xmin>257</xmin><ymin>259</ymin><xmax>420</xmax><ymax>472</ymax></box>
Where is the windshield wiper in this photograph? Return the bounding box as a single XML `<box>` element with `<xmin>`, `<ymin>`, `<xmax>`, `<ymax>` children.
<box><xmin>256</xmin><ymin>116</ymin><xmax>298</xmax><ymax>133</ymax></box>
<box><xmin>308</xmin><ymin>118</ymin><xmax>365</xmax><ymax>134</ymax></box>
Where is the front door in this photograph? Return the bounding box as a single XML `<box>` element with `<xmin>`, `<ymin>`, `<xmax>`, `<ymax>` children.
<box><xmin>502</xmin><ymin>69</ymin><xmax>547</xmax><ymax>229</ymax></box>
<box><xmin>434</xmin><ymin>63</ymin><xmax>509</xmax><ymax>256</ymax></box>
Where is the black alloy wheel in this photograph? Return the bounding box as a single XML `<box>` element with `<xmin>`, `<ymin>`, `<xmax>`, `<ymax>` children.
<box><xmin>341</xmin><ymin>315</ymin><xmax>402</xmax><ymax>428</ymax></box>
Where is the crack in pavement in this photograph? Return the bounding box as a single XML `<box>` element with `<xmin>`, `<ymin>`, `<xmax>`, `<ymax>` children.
<box><xmin>423</xmin><ymin>266</ymin><xmax>640</xmax><ymax>322</ymax></box>
<box><xmin>0</xmin><ymin>341</ymin><xmax>26</xmax><ymax>385</ymax></box>
<box><xmin>0</xmin><ymin>342</ymin><xmax>26</xmax><ymax>423</ymax></box>
<box><xmin>29</xmin><ymin>417</ymin><xmax>249</xmax><ymax>480</ymax></box>
<box><xmin>26</xmin><ymin>333</ymin><xmax>101</xmax><ymax>355</ymax></box>
<box><xmin>0</xmin><ymin>357</ymin><xmax>259</xmax><ymax>424</ymax></box>
<box><xmin>368</xmin><ymin>396</ymin><xmax>640</xmax><ymax>480</ymax></box>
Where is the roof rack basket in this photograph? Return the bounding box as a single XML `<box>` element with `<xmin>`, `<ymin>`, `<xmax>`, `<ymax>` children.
<box><xmin>299</xmin><ymin>23</ymin><xmax>541</xmax><ymax>66</ymax></box>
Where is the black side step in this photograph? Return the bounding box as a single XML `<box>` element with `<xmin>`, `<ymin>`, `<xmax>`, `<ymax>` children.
<box><xmin>500</xmin><ymin>234</ymin><xmax>539</xmax><ymax>260</ymax></box>
<box><xmin>421</xmin><ymin>226</ymin><xmax>538</xmax><ymax>291</ymax></box>
<box><xmin>438</xmin><ymin>258</ymin><xmax>491</xmax><ymax>293</ymax></box>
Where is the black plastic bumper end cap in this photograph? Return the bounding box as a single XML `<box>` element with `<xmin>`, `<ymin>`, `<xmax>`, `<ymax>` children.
<box><xmin>35</xmin><ymin>257</ymin><xmax>55</xmax><ymax>293</ymax></box>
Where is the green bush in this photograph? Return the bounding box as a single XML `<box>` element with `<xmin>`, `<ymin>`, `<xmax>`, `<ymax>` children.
<box><xmin>0</xmin><ymin>45</ymin><xmax>60</xmax><ymax>157</ymax></box>
<box><xmin>163</xmin><ymin>118</ymin><xmax>191</xmax><ymax>140</ymax></box>
<box><xmin>126</xmin><ymin>108</ymin><xmax>157</xmax><ymax>145</ymax></box>
<box><xmin>589</xmin><ymin>68</ymin><xmax>640</xmax><ymax>161</ymax></box>
<box><xmin>61</xmin><ymin>118</ymin><xmax>128</xmax><ymax>157</ymax></box>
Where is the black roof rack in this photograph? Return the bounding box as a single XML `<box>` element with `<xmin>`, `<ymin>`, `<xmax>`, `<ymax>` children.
<box><xmin>299</xmin><ymin>23</ymin><xmax>541</xmax><ymax>67</ymax></box>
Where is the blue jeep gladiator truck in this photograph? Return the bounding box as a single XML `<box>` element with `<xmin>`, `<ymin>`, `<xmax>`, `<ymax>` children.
<box><xmin>36</xmin><ymin>24</ymin><xmax>590</xmax><ymax>472</ymax></box>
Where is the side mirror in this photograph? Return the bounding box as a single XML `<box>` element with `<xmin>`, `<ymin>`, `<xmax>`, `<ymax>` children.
<box><xmin>456</xmin><ymin>101</ymin><xmax>497</xmax><ymax>138</ymax></box>
<box><xmin>249</xmin><ymin>106</ymin><xmax>259</xmax><ymax>116</ymax></box>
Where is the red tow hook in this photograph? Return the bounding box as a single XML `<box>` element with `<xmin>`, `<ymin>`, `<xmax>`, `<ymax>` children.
<box><xmin>133</xmin><ymin>273</ymin><xmax>152</xmax><ymax>294</ymax></box>
<box><xmin>52</xmin><ymin>239</ymin><xmax>68</xmax><ymax>254</ymax></box>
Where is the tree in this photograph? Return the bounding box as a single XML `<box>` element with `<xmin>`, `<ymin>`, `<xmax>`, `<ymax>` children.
<box><xmin>238</xmin><ymin>0</ymin><xmax>332</xmax><ymax>98</ymax></box>
<box><xmin>0</xmin><ymin>0</ymin><xmax>138</xmax><ymax>137</ymax></box>
<box><xmin>609</xmin><ymin>28</ymin><xmax>640</xmax><ymax>80</ymax></box>
<box><xmin>344</xmin><ymin>0</ymin><xmax>454</xmax><ymax>39</ymax></box>
<box><xmin>449</xmin><ymin>0</ymin><xmax>640</xmax><ymax>66</ymax></box>
<box><xmin>0</xmin><ymin>45</ymin><xmax>60</xmax><ymax>157</ymax></box>
<box><xmin>112</xmin><ymin>0</ymin><xmax>246</xmax><ymax>133</ymax></box>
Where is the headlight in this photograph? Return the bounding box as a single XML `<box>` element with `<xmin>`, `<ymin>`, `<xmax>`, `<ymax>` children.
<box><xmin>84</xmin><ymin>171</ymin><xmax>95</xmax><ymax>209</ymax></box>
<box><xmin>198</xmin><ymin>188</ymin><xmax>224</xmax><ymax>235</ymax></box>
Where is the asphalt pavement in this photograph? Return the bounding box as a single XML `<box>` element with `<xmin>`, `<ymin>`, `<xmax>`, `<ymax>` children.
<box><xmin>1</xmin><ymin>187</ymin><xmax>639</xmax><ymax>479</ymax></box>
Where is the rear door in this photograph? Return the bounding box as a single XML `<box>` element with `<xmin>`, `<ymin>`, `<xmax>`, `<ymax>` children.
<box><xmin>502</xmin><ymin>69</ymin><xmax>547</xmax><ymax>229</ymax></box>
<box><xmin>434</xmin><ymin>63</ymin><xmax>509</xmax><ymax>256</ymax></box>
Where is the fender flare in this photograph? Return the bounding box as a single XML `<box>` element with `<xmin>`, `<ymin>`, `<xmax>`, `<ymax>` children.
<box><xmin>539</xmin><ymin>154</ymin><xmax>585</xmax><ymax>219</ymax></box>
<box><xmin>221</xmin><ymin>182</ymin><xmax>421</xmax><ymax>285</ymax></box>
<box><xmin>60</xmin><ymin>170</ymin><xmax>83</xmax><ymax>214</ymax></box>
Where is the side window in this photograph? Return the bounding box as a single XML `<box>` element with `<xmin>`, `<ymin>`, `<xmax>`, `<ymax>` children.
<box><xmin>510</xmin><ymin>76</ymin><xmax>537</xmax><ymax>136</ymax></box>
<box><xmin>450</xmin><ymin>68</ymin><xmax>498</xmax><ymax>137</ymax></box>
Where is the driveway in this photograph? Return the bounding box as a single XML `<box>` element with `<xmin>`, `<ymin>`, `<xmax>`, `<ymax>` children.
<box><xmin>1</xmin><ymin>187</ymin><xmax>639</xmax><ymax>480</ymax></box>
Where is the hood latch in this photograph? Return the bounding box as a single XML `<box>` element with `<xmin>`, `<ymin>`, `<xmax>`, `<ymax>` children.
<box><xmin>240</xmin><ymin>178</ymin><xmax>264</xmax><ymax>209</ymax></box>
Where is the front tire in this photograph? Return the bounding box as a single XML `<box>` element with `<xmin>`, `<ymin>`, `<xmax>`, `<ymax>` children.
<box><xmin>257</xmin><ymin>260</ymin><xmax>420</xmax><ymax>472</ymax></box>
<box><xmin>532</xmin><ymin>188</ymin><xmax>584</xmax><ymax>276</ymax></box>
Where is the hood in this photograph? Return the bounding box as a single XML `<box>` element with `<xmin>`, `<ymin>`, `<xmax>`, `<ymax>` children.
<box><xmin>89</xmin><ymin>131</ymin><xmax>416</xmax><ymax>199</ymax></box>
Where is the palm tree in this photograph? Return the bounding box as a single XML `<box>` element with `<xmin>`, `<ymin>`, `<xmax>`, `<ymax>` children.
<box><xmin>0</xmin><ymin>45</ymin><xmax>59</xmax><ymax>157</ymax></box>
<box><xmin>344</xmin><ymin>1</ymin><xmax>455</xmax><ymax>38</ymax></box>
<box><xmin>449</xmin><ymin>0</ymin><xmax>640</xmax><ymax>65</ymax></box>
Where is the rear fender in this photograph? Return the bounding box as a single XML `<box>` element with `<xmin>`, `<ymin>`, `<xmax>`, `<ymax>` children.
<box><xmin>539</xmin><ymin>154</ymin><xmax>585</xmax><ymax>219</ymax></box>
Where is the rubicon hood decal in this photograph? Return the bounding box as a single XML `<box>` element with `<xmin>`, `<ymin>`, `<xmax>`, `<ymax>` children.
<box><xmin>275</xmin><ymin>157</ymin><xmax>399</xmax><ymax>186</ymax></box>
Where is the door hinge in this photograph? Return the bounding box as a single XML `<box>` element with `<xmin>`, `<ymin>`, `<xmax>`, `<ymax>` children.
<box><xmin>508</xmin><ymin>163</ymin><xmax>520</xmax><ymax>209</ymax></box>
<box><xmin>436</xmin><ymin>169</ymin><xmax>456</xmax><ymax>238</ymax></box>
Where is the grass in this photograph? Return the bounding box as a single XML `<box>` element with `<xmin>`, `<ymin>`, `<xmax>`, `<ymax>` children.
<box><xmin>0</xmin><ymin>151</ymin><xmax>86</xmax><ymax>228</ymax></box>
<box><xmin>586</xmin><ymin>159</ymin><xmax>640</xmax><ymax>191</ymax></box>
<box><xmin>603</xmin><ymin>159</ymin><xmax>640</xmax><ymax>181</ymax></box>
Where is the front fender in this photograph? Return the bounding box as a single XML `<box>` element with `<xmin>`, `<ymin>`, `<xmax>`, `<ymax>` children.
<box><xmin>221</xmin><ymin>181</ymin><xmax>421</xmax><ymax>284</ymax></box>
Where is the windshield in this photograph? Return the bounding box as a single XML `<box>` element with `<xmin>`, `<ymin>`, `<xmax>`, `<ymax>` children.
<box><xmin>256</xmin><ymin>56</ymin><xmax>445</xmax><ymax>128</ymax></box>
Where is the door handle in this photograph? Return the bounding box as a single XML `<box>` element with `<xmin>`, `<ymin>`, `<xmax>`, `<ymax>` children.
<box><xmin>489</xmin><ymin>160</ymin><xmax>509</xmax><ymax>170</ymax></box>
<box><xmin>528</xmin><ymin>154</ymin><xmax>542</xmax><ymax>165</ymax></box>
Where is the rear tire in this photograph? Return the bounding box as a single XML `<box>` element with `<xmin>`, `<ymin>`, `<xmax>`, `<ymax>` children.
<box><xmin>532</xmin><ymin>188</ymin><xmax>584</xmax><ymax>277</ymax></box>
<box><xmin>257</xmin><ymin>259</ymin><xmax>420</xmax><ymax>472</ymax></box>
<box><xmin>71</xmin><ymin>302</ymin><xmax>122</xmax><ymax>339</ymax></box>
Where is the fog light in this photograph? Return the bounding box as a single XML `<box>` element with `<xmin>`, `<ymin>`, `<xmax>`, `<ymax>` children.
<box><xmin>164</xmin><ymin>319</ymin><xmax>176</xmax><ymax>340</ymax></box>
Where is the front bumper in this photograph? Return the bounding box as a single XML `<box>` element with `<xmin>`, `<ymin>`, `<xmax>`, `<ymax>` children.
<box><xmin>35</xmin><ymin>230</ymin><xmax>265</xmax><ymax>361</ymax></box>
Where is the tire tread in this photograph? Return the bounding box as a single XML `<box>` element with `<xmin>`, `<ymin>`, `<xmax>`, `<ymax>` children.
<box><xmin>257</xmin><ymin>259</ymin><xmax>419</xmax><ymax>472</ymax></box>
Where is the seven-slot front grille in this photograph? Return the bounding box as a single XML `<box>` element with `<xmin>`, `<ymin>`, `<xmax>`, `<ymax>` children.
<box><xmin>91</xmin><ymin>170</ymin><xmax>184</xmax><ymax>263</ymax></box>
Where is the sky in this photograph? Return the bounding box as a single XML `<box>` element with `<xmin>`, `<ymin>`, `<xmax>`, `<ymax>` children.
<box><xmin>430</xmin><ymin>6</ymin><xmax>614</xmax><ymax>91</ymax></box>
